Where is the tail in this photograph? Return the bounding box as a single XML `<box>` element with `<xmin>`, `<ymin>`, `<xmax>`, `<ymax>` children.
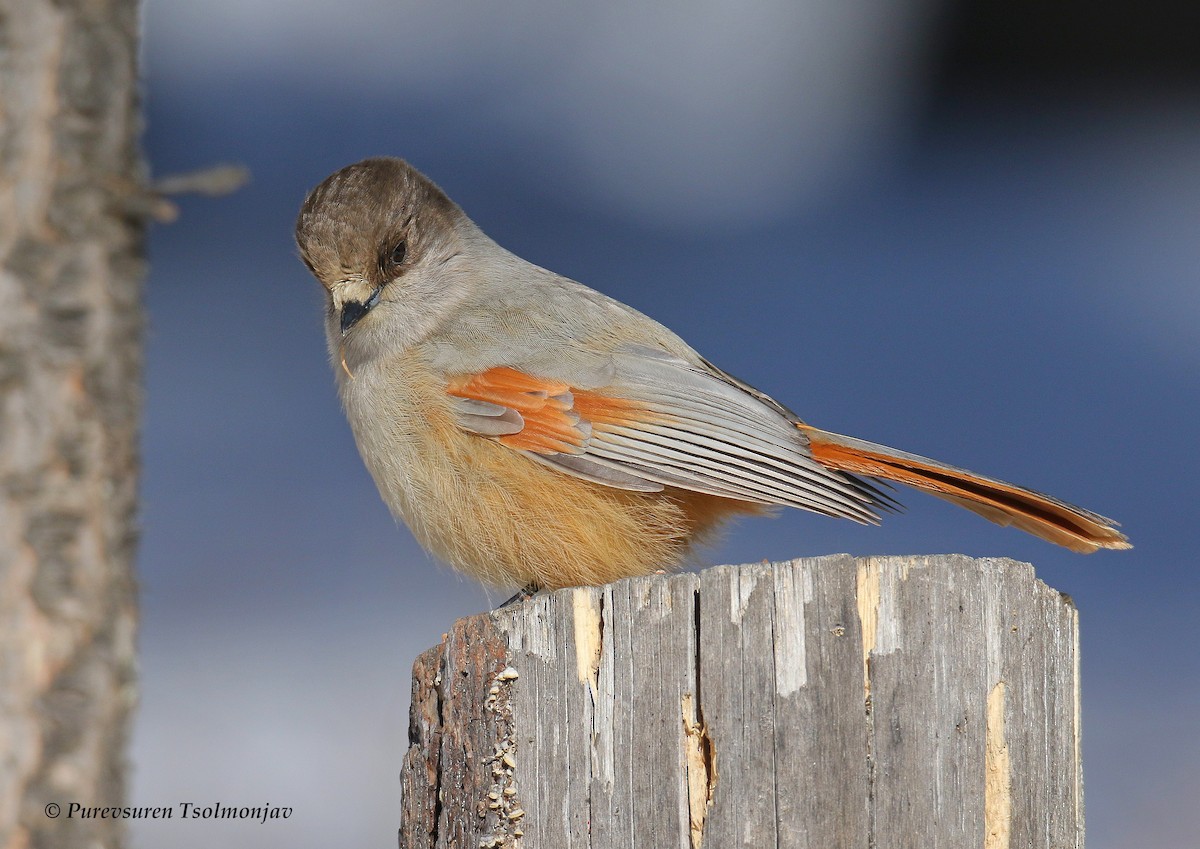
<box><xmin>796</xmin><ymin>424</ymin><xmax>1130</xmax><ymax>553</ymax></box>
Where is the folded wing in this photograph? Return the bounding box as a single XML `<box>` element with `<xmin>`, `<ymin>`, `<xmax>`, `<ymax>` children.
<box><xmin>446</xmin><ymin>351</ymin><xmax>885</xmax><ymax>523</ymax></box>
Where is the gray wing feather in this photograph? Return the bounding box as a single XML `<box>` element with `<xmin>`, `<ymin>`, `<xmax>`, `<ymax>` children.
<box><xmin>522</xmin><ymin>452</ymin><xmax>664</xmax><ymax>492</ymax></box>
<box><xmin>448</xmin><ymin>396</ymin><xmax>525</xmax><ymax>436</ymax></box>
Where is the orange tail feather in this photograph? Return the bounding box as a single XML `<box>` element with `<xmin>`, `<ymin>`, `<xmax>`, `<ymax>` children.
<box><xmin>797</xmin><ymin>425</ymin><xmax>1130</xmax><ymax>553</ymax></box>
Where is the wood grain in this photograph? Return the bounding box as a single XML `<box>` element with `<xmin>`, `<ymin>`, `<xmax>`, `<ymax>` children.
<box><xmin>398</xmin><ymin>555</ymin><xmax>1084</xmax><ymax>848</ymax></box>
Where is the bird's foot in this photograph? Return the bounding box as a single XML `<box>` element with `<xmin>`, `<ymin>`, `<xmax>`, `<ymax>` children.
<box><xmin>498</xmin><ymin>582</ymin><xmax>541</xmax><ymax>609</ymax></box>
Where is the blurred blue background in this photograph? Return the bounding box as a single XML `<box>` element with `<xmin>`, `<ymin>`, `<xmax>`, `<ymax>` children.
<box><xmin>132</xmin><ymin>2</ymin><xmax>1198</xmax><ymax>846</ymax></box>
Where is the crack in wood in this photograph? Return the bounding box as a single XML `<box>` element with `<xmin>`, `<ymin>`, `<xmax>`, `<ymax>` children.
<box><xmin>682</xmin><ymin>588</ymin><xmax>717</xmax><ymax>848</ymax></box>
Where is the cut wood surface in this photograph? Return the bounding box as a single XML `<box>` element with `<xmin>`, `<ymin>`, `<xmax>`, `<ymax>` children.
<box><xmin>399</xmin><ymin>554</ymin><xmax>1083</xmax><ymax>849</ymax></box>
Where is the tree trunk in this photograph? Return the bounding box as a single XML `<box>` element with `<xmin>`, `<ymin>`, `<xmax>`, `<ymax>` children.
<box><xmin>399</xmin><ymin>555</ymin><xmax>1084</xmax><ymax>848</ymax></box>
<box><xmin>0</xmin><ymin>1</ymin><xmax>145</xmax><ymax>847</ymax></box>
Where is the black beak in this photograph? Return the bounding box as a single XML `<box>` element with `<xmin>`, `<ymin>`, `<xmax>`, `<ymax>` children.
<box><xmin>340</xmin><ymin>286</ymin><xmax>382</xmax><ymax>335</ymax></box>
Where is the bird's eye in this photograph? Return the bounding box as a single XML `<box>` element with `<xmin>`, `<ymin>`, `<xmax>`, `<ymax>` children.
<box><xmin>390</xmin><ymin>241</ymin><xmax>407</xmax><ymax>266</ymax></box>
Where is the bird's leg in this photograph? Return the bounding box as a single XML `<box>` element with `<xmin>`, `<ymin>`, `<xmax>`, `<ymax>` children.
<box><xmin>498</xmin><ymin>582</ymin><xmax>541</xmax><ymax>609</ymax></box>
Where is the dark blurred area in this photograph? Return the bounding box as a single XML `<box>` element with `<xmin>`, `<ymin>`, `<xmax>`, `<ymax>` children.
<box><xmin>934</xmin><ymin>0</ymin><xmax>1200</xmax><ymax>89</ymax></box>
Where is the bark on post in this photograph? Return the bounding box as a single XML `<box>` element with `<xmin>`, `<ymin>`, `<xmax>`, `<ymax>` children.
<box><xmin>0</xmin><ymin>2</ymin><xmax>146</xmax><ymax>848</ymax></box>
<box><xmin>399</xmin><ymin>554</ymin><xmax>1084</xmax><ymax>848</ymax></box>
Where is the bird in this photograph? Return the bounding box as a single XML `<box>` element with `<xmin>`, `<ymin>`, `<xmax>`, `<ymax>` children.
<box><xmin>294</xmin><ymin>157</ymin><xmax>1129</xmax><ymax>592</ymax></box>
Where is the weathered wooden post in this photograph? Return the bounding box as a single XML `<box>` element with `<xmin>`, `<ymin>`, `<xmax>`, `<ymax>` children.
<box><xmin>399</xmin><ymin>554</ymin><xmax>1083</xmax><ymax>848</ymax></box>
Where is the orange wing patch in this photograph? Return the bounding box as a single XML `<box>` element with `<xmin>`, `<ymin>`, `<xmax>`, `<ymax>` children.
<box><xmin>570</xmin><ymin>390</ymin><xmax>647</xmax><ymax>428</ymax></box>
<box><xmin>446</xmin><ymin>367</ymin><xmax>653</xmax><ymax>454</ymax></box>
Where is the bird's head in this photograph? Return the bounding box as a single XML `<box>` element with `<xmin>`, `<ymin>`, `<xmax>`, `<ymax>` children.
<box><xmin>295</xmin><ymin>157</ymin><xmax>473</xmax><ymax>370</ymax></box>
